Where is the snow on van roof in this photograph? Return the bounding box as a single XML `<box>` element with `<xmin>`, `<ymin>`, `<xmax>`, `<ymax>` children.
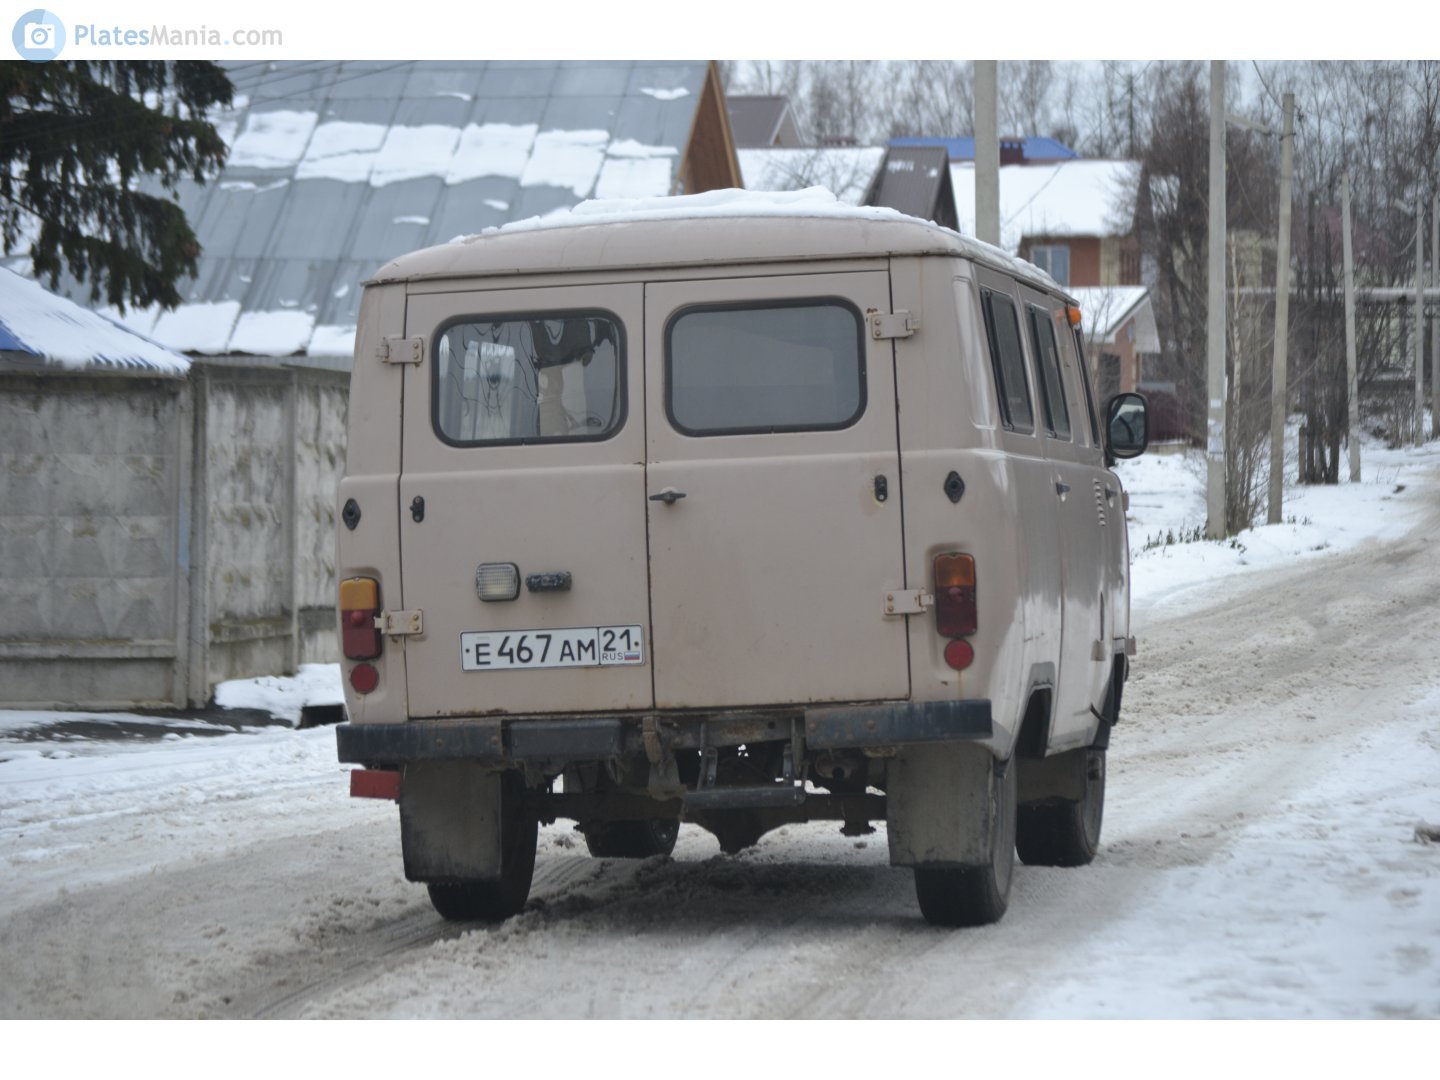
<box><xmin>454</xmin><ymin>187</ymin><xmax>1060</xmax><ymax>290</ymax></box>
<box><xmin>484</xmin><ymin>186</ymin><xmax>908</xmax><ymax>232</ymax></box>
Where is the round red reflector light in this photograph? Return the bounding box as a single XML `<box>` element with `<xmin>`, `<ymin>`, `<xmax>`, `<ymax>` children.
<box><xmin>943</xmin><ymin>639</ymin><xmax>975</xmax><ymax>671</ymax></box>
<box><xmin>350</xmin><ymin>663</ymin><xmax>380</xmax><ymax>694</ymax></box>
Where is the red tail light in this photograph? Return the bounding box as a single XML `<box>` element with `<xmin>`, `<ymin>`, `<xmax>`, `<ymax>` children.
<box><xmin>340</xmin><ymin>577</ymin><xmax>382</xmax><ymax>660</ymax></box>
<box><xmin>934</xmin><ymin>553</ymin><xmax>977</xmax><ymax>640</ymax></box>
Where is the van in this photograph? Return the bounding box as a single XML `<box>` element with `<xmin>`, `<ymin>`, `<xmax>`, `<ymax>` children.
<box><xmin>334</xmin><ymin>191</ymin><xmax>1148</xmax><ymax>927</ymax></box>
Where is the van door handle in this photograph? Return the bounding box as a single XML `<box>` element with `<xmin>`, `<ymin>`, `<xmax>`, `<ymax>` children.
<box><xmin>649</xmin><ymin>488</ymin><xmax>687</xmax><ymax>505</ymax></box>
<box><xmin>1055</xmin><ymin>481</ymin><xmax>1072</xmax><ymax>497</ymax></box>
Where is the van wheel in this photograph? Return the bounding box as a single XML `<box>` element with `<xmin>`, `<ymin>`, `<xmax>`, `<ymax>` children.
<box><xmin>583</xmin><ymin>818</ymin><xmax>680</xmax><ymax>859</ymax></box>
<box><xmin>912</xmin><ymin>756</ymin><xmax>1017</xmax><ymax>927</ymax></box>
<box><xmin>425</xmin><ymin>774</ymin><xmax>538</xmax><ymax>922</ymax></box>
<box><xmin>1016</xmin><ymin>749</ymin><xmax>1105</xmax><ymax>867</ymax></box>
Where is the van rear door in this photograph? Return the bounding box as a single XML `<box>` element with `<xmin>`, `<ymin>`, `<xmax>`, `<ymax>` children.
<box><xmin>643</xmin><ymin>271</ymin><xmax>910</xmax><ymax>709</ymax></box>
<box><xmin>398</xmin><ymin>284</ymin><xmax>652</xmax><ymax>718</ymax></box>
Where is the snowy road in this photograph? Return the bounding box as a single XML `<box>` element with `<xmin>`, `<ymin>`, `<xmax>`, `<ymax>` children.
<box><xmin>3</xmin><ymin>455</ymin><xmax>1438</xmax><ymax>1019</ymax></box>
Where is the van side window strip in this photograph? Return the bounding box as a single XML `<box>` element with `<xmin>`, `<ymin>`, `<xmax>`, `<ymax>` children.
<box><xmin>1071</xmin><ymin>325</ymin><xmax>1103</xmax><ymax>447</ymax></box>
<box><xmin>979</xmin><ymin>288</ymin><xmax>1035</xmax><ymax>434</ymax></box>
<box><xmin>1027</xmin><ymin>305</ymin><xmax>1072</xmax><ymax>441</ymax></box>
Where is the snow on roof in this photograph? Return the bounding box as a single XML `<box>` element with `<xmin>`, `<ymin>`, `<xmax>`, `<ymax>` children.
<box><xmin>738</xmin><ymin>147</ymin><xmax>886</xmax><ymax>206</ymax></box>
<box><xmin>0</xmin><ymin>269</ymin><xmax>189</xmax><ymax>375</ymax></box>
<box><xmin>39</xmin><ymin>61</ymin><xmax>714</xmax><ymax>360</ymax></box>
<box><xmin>950</xmin><ymin>159</ymin><xmax>1140</xmax><ymax>253</ymax></box>
<box><xmin>1070</xmin><ymin>285</ymin><xmax>1159</xmax><ymax>351</ymax></box>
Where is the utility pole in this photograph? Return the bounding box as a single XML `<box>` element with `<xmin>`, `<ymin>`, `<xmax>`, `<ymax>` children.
<box><xmin>1417</xmin><ymin>196</ymin><xmax>1425</xmax><ymax>447</ymax></box>
<box><xmin>1343</xmin><ymin>171</ymin><xmax>1361</xmax><ymax>482</ymax></box>
<box><xmin>1267</xmin><ymin>92</ymin><xmax>1295</xmax><ymax>525</ymax></box>
<box><xmin>1206</xmin><ymin>61</ymin><xmax>1227</xmax><ymax>538</ymax></box>
<box><xmin>1432</xmin><ymin>192</ymin><xmax>1438</xmax><ymax>438</ymax></box>
<box><xmin>974</xmin><ymin>61</ymin><xmax>1000</xmax><ymax>247</ymax></box>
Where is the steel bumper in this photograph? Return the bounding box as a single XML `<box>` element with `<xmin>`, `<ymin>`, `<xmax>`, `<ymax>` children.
<box><xmin>337</xmin><ymin>699</ymin><xmax>992</xmax><ymax>765</ymax></box>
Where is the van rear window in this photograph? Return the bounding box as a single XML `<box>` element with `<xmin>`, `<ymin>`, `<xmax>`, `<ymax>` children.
<box><xmin>665</xmin><ymin>300</ymin><xmax>865</xmax><ymax>436</ymax></box>
<box><xmin>433</xmin><ymin>313</ymin><xmax>623</xmax><ymax>445</ymax></box>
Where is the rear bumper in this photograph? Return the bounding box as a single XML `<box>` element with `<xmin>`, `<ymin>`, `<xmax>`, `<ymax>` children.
<box><xmin>336</xmin><ymin>699</ymin><xmax>992</xmax><ymax>766</ymax></box>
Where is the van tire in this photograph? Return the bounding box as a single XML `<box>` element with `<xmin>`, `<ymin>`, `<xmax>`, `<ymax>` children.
<box><xmin>583</xmin><ymin>818</ymin><xmax>680</xmax><ymax>859</ymax></box>
<box><xmin>912</xmin><ymin>756</ymin><xmax>1017</xmax><ymax>927</ymax></box>
<box><xmin>1016</xmin><ymin>749</ymin><xmax>1104</xmax><ymax>867</ymax></box>
<box><xmin>424</xmin><ymin>774</ymin><xmax>538</xmax><ymax>922</ymax></box>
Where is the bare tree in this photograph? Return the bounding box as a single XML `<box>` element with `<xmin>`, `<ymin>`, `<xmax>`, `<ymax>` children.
<box><xmin>887</xmin><ymin>60</ymin><xmax>973</xmax><ymax>138</ymax></box>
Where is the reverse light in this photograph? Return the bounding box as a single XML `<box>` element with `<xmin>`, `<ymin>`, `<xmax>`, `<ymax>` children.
<box><xmin>475</xmin><ymin>562</ymin><xmax>520</xmax><ymax>602</ymax></box>
<box><xmin>339</xmin><ymin>577</ymin><xmax>382</xmax><ymax>660</ymax></box>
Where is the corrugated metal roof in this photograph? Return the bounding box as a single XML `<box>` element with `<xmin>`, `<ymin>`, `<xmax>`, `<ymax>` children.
<box><xmin>31</xmin><ymin>61</ymin><xmax>712</xmax><ymax>359</ymax></box>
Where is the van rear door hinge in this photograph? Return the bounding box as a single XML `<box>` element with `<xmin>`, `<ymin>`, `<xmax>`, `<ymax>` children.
<box><xmin>884</xmin><ymin>589</ymin><xmax>933</xmax><ymax>616</ymax></box>
<box><xmin>376</xmin><ymin>609</ymin><xmax>424</xmax><ymax>636</ymax></box>
<box><xmin>377</xmin><ymin>336</ymin><xmax>424</xmax><ymax>365</ymax></box>
<box><xmin>869</xmin><ymin>310</ymin><xmax>918</xmax><ymax>340</ymax></box>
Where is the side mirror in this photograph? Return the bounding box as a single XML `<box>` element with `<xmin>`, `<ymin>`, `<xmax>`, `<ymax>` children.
<box><xmin>1105</xmin><ymin>392</ymin><xmax>1148</xmax><ymax>462</ymax></box>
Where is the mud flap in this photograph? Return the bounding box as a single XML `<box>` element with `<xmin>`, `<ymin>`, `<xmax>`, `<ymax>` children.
<box><xmin>886</xmin><ymin>743</ymin><xmax>1001</xmax><ymax>867</ymax></box>
<box><xmin>399</xmin><ymin>761</ymin><xmax>503</xmax><ymax>882</ymax></box>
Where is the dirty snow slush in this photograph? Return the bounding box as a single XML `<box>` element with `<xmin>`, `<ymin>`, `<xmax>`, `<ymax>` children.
<box><xmin>2</xmin><ymin>449</ymin><xmax>1438</xmax><ymax>1019</ymax></box>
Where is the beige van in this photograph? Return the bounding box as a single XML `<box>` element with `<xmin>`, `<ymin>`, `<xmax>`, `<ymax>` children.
<box><xmin>334</xmin><ymin>194</ymin><xmax>1147</xmax><ymax>927</ymax></box>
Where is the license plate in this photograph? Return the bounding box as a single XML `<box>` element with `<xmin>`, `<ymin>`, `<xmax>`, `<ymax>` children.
<box><xmin>460</xmin><ymin>625</ymin><xmax>645</xmax><ymax>671</ymax></box>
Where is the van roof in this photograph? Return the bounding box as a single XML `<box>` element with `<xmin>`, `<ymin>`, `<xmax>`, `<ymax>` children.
<box><xmin>369</xmin><ymin>188</ymin><xmax>1065</xmax><ymax>295</ymax></box>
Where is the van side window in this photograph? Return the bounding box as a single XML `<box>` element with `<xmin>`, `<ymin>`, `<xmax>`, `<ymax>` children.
<box><xmin>1069</xmin><ymin>325</ymin><xmax>1102</xmax><ymax>447</ymax></box>
<box><xmin>665</xmin><ymin>300</ymin><xmax>865</xmax><ymax>436</ymax></box>
<box><xmin>979</xmin><ymin>288</ymin><xmax>1034</xmax><ymax>433</ymax></box>
<box><xmin>1027</xmin><ymin>305</ymin><xmax>1071</xmax><ymax>440</ymax></box>
<box><xmin>432</xmin><ymin>313</ymin><xmax>624</xmax><ymax>445</ymax></box>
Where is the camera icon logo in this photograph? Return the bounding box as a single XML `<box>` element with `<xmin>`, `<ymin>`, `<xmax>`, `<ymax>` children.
<box><xmin>12</xmin><ymin>9</ymin><xmax>65</xmax><ymax>61</ymax></box>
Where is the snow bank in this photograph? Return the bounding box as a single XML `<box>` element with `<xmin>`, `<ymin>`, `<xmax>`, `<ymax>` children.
<box><xmin>1116</xmin><ymin>438</ymin><xmax>1440</xmax><ymax>621</ymax></box>
<box><xmin>212</xmin><ymin>663</ymin><xmax>344</xmax><ymax>725</ymax></box>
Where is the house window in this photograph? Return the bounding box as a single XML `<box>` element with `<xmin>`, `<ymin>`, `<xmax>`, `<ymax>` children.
<box><xmin>1030</xmin><ymin>244</ymin><xmax>1070</xmax><ymax>286</ymax></box>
